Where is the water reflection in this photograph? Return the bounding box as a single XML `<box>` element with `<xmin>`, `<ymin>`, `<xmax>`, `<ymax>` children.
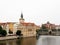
<box><xmin>42</xmin><ymin>37</ymin><xmax>56</xmax><ymax>45</ymax></box>
<box><xmin>37</xmin><ymin>36</ymin><xmax>60</xmax><ymax>45</ymax></box>
<box><xmin>0</xmin><ymin>37</ymin><xmax>36</xmax><ymax>45</ymax></box>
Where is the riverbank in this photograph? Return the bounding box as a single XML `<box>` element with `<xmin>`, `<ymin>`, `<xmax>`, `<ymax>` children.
<box><xmin>0</xmin><ymin>36</ymin><xmax>19</xmax><ymax>40</ymax></box>
<box><xmin>0</xmin><ymin>35</ymin><xmax>36</xmax><ymax>40</ymax></box>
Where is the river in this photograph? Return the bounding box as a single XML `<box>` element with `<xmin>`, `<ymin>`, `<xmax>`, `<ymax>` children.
<box><xmin>0</xmin><ymin>37</ymin><xmax>36</xmax><ymax>45</ymax></box>
<box><xmin>0</xmin><ymin>36</ymin><xmax>60</xmax><ymax>45</ymax></box>
<box><xmin>37</xmin><ymin>35</ymin><xmax>60</xmax><ymax>45</ymax></box>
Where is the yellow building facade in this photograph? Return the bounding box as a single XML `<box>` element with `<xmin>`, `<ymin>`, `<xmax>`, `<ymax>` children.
<box><xmin>7</xmin><ymin>22</ymin><xmax>15</xmax><ymax>31</ymax></box>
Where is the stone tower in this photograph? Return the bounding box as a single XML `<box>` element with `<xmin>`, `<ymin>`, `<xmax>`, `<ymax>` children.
<box><xmin>19</xmin><ymin>13</ymin><xmax>25</xmax><ymax>23</ymax></box>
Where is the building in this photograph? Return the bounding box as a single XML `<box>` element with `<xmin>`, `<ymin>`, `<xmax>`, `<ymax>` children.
<box><xmin>0</xmin><ymin>22</ymin><xmax>7</xmax><ymax>30</ymax></box>
<box><xmin>0</xmin><ymin>13</ymin><xmax>40</xmax><ymax>37</ymax></box>
<box><xmin>6</xmin><ymin>22</ymin><xmax>17</xmax><ymax>35</ymax></box>
<box><xmin>0</xmin><ymin>22</ymin><xmax>17</xmax><ymax>35</ymax></box>
<box><xmin>42</xmin><ymin>21</ymin><xmax>56</xmax><ymax>30</ymax></box>
<box><xmin>17</xmin><ymin>13</ymin><xmax>40</xmax><ymax>37</ymax></box>
<box><xmin>55</xmin><ymin>25</ymin><xmax>60</xmax><ymax>29</ymax></box>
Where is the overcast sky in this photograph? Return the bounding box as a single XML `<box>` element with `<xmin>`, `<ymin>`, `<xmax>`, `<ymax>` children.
<box><xmin>0</xmin><ymin>0</ymin><xmax>60</xmax><ymax>25</ymax></box>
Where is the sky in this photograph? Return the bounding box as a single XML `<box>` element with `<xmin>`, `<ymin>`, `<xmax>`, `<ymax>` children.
<box><xmin>0</xmin><ymin>0</ymin><xmax>60</xmax><ymax>25</ymax></box>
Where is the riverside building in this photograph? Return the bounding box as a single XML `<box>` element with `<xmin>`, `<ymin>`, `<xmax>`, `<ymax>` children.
<box><xmin>0</xmin><ymin>13</ymin><xmax>40</xmax><ymax>37</ymax></box>
<box><xmin>17</xmin><ymin>13</ymin><xmax>40</xmax><ymax>37</ymax></box>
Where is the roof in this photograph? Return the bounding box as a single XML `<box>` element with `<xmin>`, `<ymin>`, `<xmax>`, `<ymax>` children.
<box><xmin>7</xmin><ymin>22</ymin><xmax>16</xmax><ymax>24</ymax></box>
<box><xmin>0</xmin><ymin>22</ymin><xmax>16</xmax><ymax>25</ymax></box>
<box><xmin>0</xmin><ymin>22</ymin><xmax>7</xmax><ymax>25</ymax></box>
<box><xmin>20</xmin><ymin>22</ymin><xmax>35</xmax><ymax>26</ymax></box>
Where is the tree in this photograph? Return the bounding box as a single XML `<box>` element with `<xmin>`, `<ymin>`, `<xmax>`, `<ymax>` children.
<box><xmin>0</xmin><ymin>26</ymin><xmax>7</xmax><ymax>36</ymax></box>
<box><xmin>1</xmin><ymin>30</ymin><xmax>7</xmax><ymax>36</ymax></box>
<box><xmin>16</xmin><ymin>30</ymin><xmax>21</xmax><ymax>36</ymax></box>
<box><xmin>36</xmin><ymin>29</ymin><xmax>40</xmax><ymax>32</ymax></box>
<box><xmin>9</xmin><ymin>29</ymin><xmax>13</xmax><ymax>34</ymax></box>
<box><xmin>37</xmin><ymin>25</ymin><xmax>48</xmax><ymax>35</ymax></box>
<box><xmin>0</xmin><ymin>30</ymin><xmax>2</xmax><ymax>34</ymax></box>
<box><xmin>49</xmin><ymin>31</ymin><xmax>52</xmax><ymax>35</ymax></box>
<box><xmin>52</xmin><ymin>29</ymin><xmax>56</xmax><ymax>32</ymax></box>
<box><xmin>0</xmin><ymin>26</ymin><xmax>3</xmax><ymax>30</ymax></box>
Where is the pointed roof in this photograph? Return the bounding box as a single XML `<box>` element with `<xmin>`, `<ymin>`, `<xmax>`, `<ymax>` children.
<box><xmin>21</xmin><ymin>12</ymin><xmax>23</xmax><ymax>18</ymax></box>
<box><xmin>47</xmin><ymin>21</ymin><xmax>50</xmax><ymax>24</ymax></box>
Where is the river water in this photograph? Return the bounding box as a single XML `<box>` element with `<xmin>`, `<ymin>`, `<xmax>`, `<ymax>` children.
<box><xmin>0</xmin><ymin>36</ymin><xmax>60</xmax><ymax>45</ymax></box>
<box><xmin>0</xmin><ymin>37</ymin><xmax>36</xmax><ymax>45</ymax></box>
<box><xmin>37</xmin><ymin>35</ymin><xmax>60</xmax><ymax>45</ymax></box>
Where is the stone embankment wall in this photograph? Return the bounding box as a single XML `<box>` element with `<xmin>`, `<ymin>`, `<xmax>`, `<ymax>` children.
<box><xmin>0</xmin><ymin>36</ymin><xmax>18</xmax><ymax>40</ymax></box>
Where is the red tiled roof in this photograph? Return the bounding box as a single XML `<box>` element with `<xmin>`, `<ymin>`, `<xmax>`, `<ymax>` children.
<box><xmin>0</xmin><ymin>22</ymin><xmax>16</xmax><ymax>25</ymax></box>
<box><xmin>21</xmin><ymin>22</ymin><xmax>35</xmax><ymax>26</ymax></box>
<box><xmin>0</xmin><ymin>23</ymin><xmax>7</xmax><ymax>25</ymax></box>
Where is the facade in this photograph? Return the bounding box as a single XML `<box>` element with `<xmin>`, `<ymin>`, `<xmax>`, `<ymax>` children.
<box><xmin>41</xmin><ymin>22</ymin><xmax>60</xmax><ymax>35</ymax></box>
<box><xmin>42</xmin><ymin>21</ymin><xmax>56</xmax><ymax>30</ymax></box>
<box><xmin>55</xmin><ymin>25</ymin><xmax>60</xmax><ymax>29</ymax></box>
<box><xmin>0</xmin><ymin>22</ymin><xmax>17</xmax><ymax>35</ymax></box>
<box><xmin>17</xmin><ymin>13</ymin><xmax>40</xmax><ymax>37</ymax></box>
<box><xmin>0</xmin><ymin>23</ymin><xmax>7</xmax><ymax>30</ymax></box>
<box><xmin>0</xmin><ymin>13</ymin><xmax>40</xmax><ymax>37</ymax></box>
<box><xmin>6</xmin><ymin>22</ymin><xmax>17</xmax><ymax>35</ymax></box>
<box><xmin>17</xmin><ymin>23</ymin><xmax>36</xmax><ymax>37</ymax></box>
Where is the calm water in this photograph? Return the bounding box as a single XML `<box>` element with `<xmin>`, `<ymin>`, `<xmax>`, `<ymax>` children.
<box><xmin>0</xmin><ymin>37</ymin><xmax>36</xmax><ymax>45</ymax></box>
<box><xmin>0</xmin><ymin>36</ymin><xmax>60</xmax><ymax>45</ymax></box>
<box><xmin>37</xmin><ymin>35</ymin><xmax>60</xmax><ymax>45</ymax></box>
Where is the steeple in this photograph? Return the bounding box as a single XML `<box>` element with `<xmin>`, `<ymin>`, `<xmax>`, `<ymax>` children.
<box><xmin>47</xmin><ymin>21</ymin><xmax>50</xmax><ymax>24</ymax></box>
<box><xmin>21</xmin><ymin>13</ymin><xmax>23</xmax><ymax>18</ymax></box>
<box><xmin>19</xmin><ymin>12</ymin><xmax>25</xmax><ymax>23</ymax></box>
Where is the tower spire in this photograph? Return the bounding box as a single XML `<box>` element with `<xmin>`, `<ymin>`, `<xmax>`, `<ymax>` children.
<box><xmin>19</xmin><ymin>12</ymin><xmax>25</xmax><ymax>23</ymax></box>
<box><xmin>21</xmin><ymin>12</ymin><xmax>23</xmax><ymax>18</ymax></box>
